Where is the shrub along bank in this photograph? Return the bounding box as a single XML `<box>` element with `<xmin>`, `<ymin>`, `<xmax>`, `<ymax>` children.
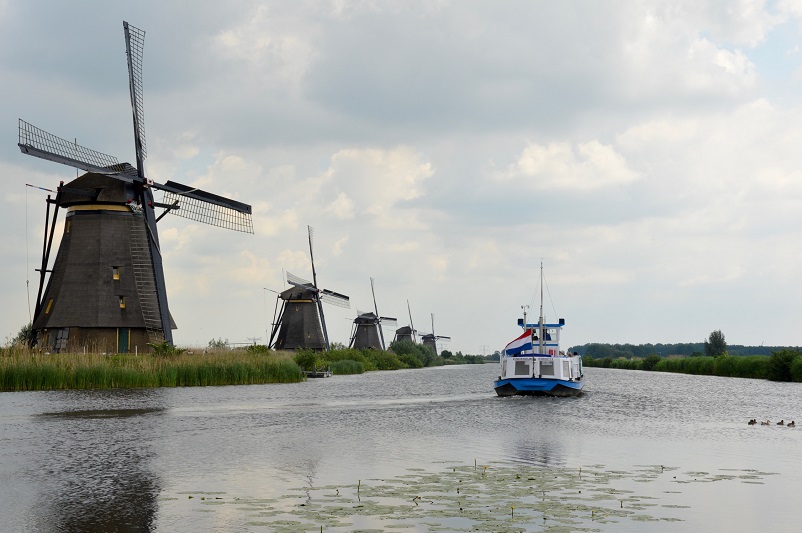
<box><xmin>582</xmin><ymin>349</ymin><xmax>802</xmax><ymax>382</ymax></box>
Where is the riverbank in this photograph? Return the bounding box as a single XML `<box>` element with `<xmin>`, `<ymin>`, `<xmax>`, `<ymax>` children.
<box><xmin>0</xmin><ymin>342</ymin><xmax>490</xmax><ymax>391</ymax></box>
<box><xmin>583</xmin><ymin>349</ymin><xmax>802</xmax><ymax>382</ymax></box>
<box><xmin>0</xmin><ymin>348</ymin><xmax>304</xmax><ymax>391</ymax></box>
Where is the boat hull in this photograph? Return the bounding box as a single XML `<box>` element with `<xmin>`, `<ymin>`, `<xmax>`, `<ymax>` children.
<box><xmin>494</xmin><ymin>377</ymin><xmax>583</xmax><ymax>397</ymax></box>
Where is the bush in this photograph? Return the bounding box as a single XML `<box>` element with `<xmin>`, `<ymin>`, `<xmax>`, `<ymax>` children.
<box><xmin>641</xmin><ymin>354</ymin><xmax>662</xmax><ymax>371</ymax></box>
<box><xmin>293</xmin><ymin>349</ymin><xmax>320</xmax><ymax>371</ymax></box>
<box><xmin>389</xmin><ymin>340</ymin><xmax>438</xmax><ymax>367</ymax></box>
<box><xmin>365</xmin><ymin>349</ymin><xmax>407</xmax><ymax>370</ymax></box>
<box><xmin>330</xmin><ymin>359</ymin><xmax>364</xmax><ymax>375</ymax></box>
<box><xmin>148</xmin><ymin>341</ymin><xmax>187</xmax><ymax>357</ymax></box>
<box><xmin>246</xmin><ymin>344</ymin><xmax>270</xmax><ymax>355</ymax></box>
<box><xmin>399</xmin><ymin>353</ymin><xmax>424</xmax><ymax>368</ymax></box>
<box><xmin>766</xmin><ymin>349</ymin><xmax>801</xmax><ymax>382</ymax></box>
<box><xmin>790</xmin><ymin>357</ymin><xmax>802</xmax><ymax>382</ymax></box>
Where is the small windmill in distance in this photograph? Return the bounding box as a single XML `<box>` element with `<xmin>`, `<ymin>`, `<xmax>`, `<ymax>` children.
<box><xmin>421</xmin><ymin>313</ymin><xmax>450</xmax><ymax>356</ymax></box>
<box><xmin>349</xmin><ymin>278</ymin><xmax>397</xmax><ymax>350</ymax></box>
<box><xmin>393</xmin><ymin>300</ymin><xmax>418</xmax><ymax>344</ymax></box>
<box><xmin>269</xmin><ymin>226</ymin><xmax>350</xmax><ymax>350</ymax></box>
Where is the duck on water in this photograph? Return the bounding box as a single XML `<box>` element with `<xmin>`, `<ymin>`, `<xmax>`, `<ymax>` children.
<box><xmin>493</xmin><ymin>264</ymin><xmax>584</xmax><ymax>397</ymax></box>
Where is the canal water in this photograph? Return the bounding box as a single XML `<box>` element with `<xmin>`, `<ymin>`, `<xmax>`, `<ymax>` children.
<box><xmin>1</xmin><ymin>364</ymin><xmax>800</xmax><ymax>532</ymax></box>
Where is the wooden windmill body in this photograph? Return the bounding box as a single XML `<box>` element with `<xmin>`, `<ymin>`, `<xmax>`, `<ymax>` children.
<box><xmin>421</xmin><ymin>314</ymin><xmax>450</xmax><ymax>356</ymax></box>
<box><xmin>20</xmin><ymin>22</ymin><xmax>252</xmax><ymax>353</ymax></box>
<box><xmin>393</xmin><ymin>300</ymin><xmax>418</xmax><ymax>344</ymax></box>
<box><xmin>350</xmin><ymin>278</ymin><xmax>396</xmax><ymax>350</ymax></box>
<box><xmin>269</xmin><ymin>227</ymin><xmax>349</xmax><ymax>351</ymax></box>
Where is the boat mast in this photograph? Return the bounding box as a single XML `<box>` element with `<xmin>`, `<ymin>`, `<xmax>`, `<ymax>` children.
<box><xmin>538</xmin><ymin>261</ymin><xmax>545</xmax><ymax>353</ymax></box>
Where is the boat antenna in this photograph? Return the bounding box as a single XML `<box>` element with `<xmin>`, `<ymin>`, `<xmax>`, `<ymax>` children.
<box><xmin>538</xmin><ymin>261</ymin><xmax>545</xmax><ymax>353</ymax></box>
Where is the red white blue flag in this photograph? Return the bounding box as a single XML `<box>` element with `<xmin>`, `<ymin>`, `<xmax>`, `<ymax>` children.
<box><xmin>504</xmin><ymin>329</ymin><xmax>533</xmax><ymax>356</ymax></box>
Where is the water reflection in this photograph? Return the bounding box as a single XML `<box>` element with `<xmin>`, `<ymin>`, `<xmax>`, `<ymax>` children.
<box><xmin>27</xmin><ymin>390</ymin><xmax>166</xmax><ymax>532</ymax></box>
<box><xmin>507</xmin><ymin>439</ymin><xmax>565</xmax><ymax>467</ymax></box>
<box><xmin>2</xmin><ymin>365</ymin><xmax>802</xmax><ymax>532</ymax></box>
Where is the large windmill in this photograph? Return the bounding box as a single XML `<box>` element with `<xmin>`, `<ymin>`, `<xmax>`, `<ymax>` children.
<box><xmin>421</xmin><ymin>314</ymin><xmax>451</xmax><ymax>356</ymax></box>
<box><xmin>269</xmin><ymin>226</ymin><xmax>349</xmax><ymax>351</ymax></box>
<box><xmin>393</xmin><ymin>300</ymin><xmax>418</xmax><ymax>344</ymax></box>
<box><xmin>349</xmin><ymin>278</ymin><xmax>397</xmax><ymax>350</ymax></box>
<box><xmin>19</xmin><ymin>22</ymin><xmax>253</xmax><ymax>353</ymax></box>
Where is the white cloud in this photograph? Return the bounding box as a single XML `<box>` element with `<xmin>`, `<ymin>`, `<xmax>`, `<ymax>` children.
<box><xmin>501</xmin><ymin>140</ymin><xmax>638</xmax><ymax>190</ymax></box>
<box><xmin>326</xmin><ymin>191</ymin><xmax>355</xmax><ymax>219</ymax></box>
<box><xmin>8</xmin><ymin>1</ymin><xmax>802</xmax><ymax>351</ymax></box>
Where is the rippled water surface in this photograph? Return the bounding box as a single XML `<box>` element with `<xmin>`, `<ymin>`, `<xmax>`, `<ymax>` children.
<box><xmin>2</xmin><ymin>365</ymin><xmax>801</xmax><ymax>531</ymax></box>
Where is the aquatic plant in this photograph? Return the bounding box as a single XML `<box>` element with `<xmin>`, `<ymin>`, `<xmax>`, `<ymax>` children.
<box><xmin>175</xmin><ymin>461</ymin><xmax>777</xmax><ymax>531</ymax></box>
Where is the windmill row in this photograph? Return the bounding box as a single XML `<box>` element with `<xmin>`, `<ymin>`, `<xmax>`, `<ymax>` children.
<box><xmin>268</xmin><ymin>226</ymin><xmax>450</xmax><ymax>354</ymax></box>
<box><xmin>18</xmin><ymin>21</ymin><xmax>449</xmax><ymax>356</ymax></box>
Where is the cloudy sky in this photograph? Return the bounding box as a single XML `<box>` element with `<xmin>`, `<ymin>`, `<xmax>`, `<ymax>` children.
<box><xmin>3</xmin><ymin>0</ymin><xmax>802</xmax><ymax>353</ymax></box>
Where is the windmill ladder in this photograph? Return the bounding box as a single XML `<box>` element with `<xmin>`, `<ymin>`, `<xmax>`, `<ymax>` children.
<box><xmin>129</xmin><ymin>211</ymin><xmax>165</xmax><ymax>343</ymax></box>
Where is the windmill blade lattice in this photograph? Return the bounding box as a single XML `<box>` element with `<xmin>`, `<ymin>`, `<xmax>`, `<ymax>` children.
<box><xmin>124</xmin><ymin>21</ymin><xmax>147</xmax><ymax>163</ymax></box>
<box><xmin>286</xmin><ymin>271</ymin><xmax>313</xmax><ymax>287</ymax></box>
<box><xmin>321</xmin><ymin>289</ymin><xmax>350</xmax><ymax>308</ymax></box>
<box><xmin>380</xmin><ymin>317</ymin><xmax>398</xmax><ymax>327</ymax></box>
<box><xmin>161</xmin><ymin>184</ymin><xmax>253</xmax><ymax>233</ymax></box>
<box><xmin>18</xmin><ymin>120</ymin><xmax>128</xmax><ymax>177</ymax></box>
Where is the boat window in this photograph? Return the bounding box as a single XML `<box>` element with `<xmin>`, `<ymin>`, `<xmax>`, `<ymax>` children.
<box><xmin>514</xmin><ymin>360</ymin><xmax>530</xmax><ymax>376</ymax></box>
<box><xmin>541</xmin><ymin>360</ymin><xmax>554</xmax><ymax>376</ymax></box>
<box><xmin>563</xmin><ymin>360</ymin><xmax>570</xmax><ymax>377</ymax></box>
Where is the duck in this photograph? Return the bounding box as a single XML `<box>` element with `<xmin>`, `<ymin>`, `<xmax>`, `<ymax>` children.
<box><xmin>760</xmin><ymin>420</ymin><xmax>771</xmax><ymax>426</ymax></box>
<box><xmin>777</xmin><ymin>420</ymin><xmax>785</xmax><ymax>426</ymax></box>
<box><xmin>748</xmin><ymin>419</ymin><xmax>757</xmax><ymax>425</ymax></box>
<box><xmin>788</xmin><ymin>421</ymin><xmax>795</xmax><ymax>428</ymax></box>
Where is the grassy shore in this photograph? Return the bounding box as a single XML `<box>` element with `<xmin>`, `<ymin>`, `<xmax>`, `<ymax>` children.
<box><xmin>583</xmin><ymin>349</ymin><xmax>802</xmax><ymax>382</ymax></box>
<box><xmin>0</xmin><ymin>347</ymin><xmax>304</xmax><ymax>391</ymax></box>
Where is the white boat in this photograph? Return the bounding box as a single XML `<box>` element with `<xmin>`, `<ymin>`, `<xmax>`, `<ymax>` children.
<box><xmin>494</xmin><ymin>265</ymin><xmax>584</xmax><ymax>397</ymax></box>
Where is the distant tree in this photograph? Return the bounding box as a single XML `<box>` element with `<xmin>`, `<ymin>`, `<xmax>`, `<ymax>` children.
<box><xmin>704</xmin><ymin>330</ymin><xmax>727</xmax><ymax>358</ymax></box>
<box><xmin>11</xmin><ymin>322</ymin><xmax>34</xmax><ymax>347</ymax></box>
<box><xmin>208</xmin><ymin>337</ymin><xmax>229</xmax><ymax>350</ymax></box>
<box><xmin>440</xmin><ymin>350</ymin><xmax>453</xmax><ymax>358</ymax></box>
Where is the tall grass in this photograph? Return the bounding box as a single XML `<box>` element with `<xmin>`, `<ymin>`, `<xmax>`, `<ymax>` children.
<box><xmin>0</xmin><ymin>347</ymin><xmax>303</xmax><ymax>391</ymax></box>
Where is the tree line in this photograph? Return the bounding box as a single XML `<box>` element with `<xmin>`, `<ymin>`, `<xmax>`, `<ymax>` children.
<box><xmin>570</xmin><ymin>341</ymin><xmax>801</xmax><ymax>359</ymax></box>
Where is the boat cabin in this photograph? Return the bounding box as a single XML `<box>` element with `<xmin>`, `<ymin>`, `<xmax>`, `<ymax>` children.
<box><xmin>499</xmin><ymin>321</ymin><xmax>583</xmax><ymax>382</ymax></box>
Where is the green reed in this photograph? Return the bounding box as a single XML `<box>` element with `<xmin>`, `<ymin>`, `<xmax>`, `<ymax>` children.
<box><xmin>0</xmin><ymin>348</ymin><xmax>303</xmax><ymax>391</ymax></box>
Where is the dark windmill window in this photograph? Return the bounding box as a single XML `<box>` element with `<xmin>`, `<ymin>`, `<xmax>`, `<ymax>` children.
<box><xmin>112</xmin><ymin>266</ymin><xmax>120</xmax><ymax>280</ymax></box>
<box><xmin>119</xmin><ymin>296</ymin><xmax>126</xmax><ymax>309</ymax></box>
